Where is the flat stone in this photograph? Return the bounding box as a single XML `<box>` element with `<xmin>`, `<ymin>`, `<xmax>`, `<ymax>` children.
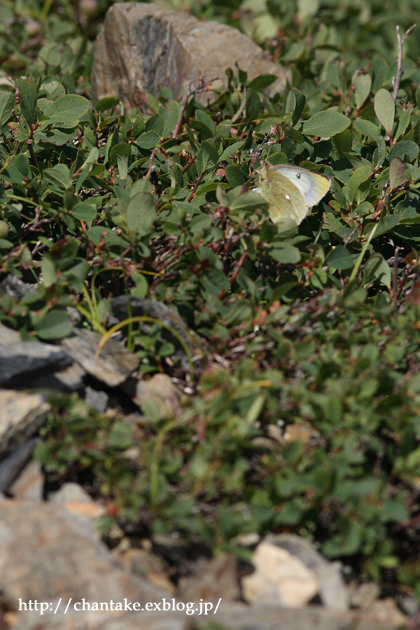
<box><xmin>0</xmin><ymin>320</ymin><xmax>20</xmax><ymax>344</ymax></box>
<box><xmin>242</xmin><ymin>540</ymin><xmax>320</xmax><ymax>607</ymax></box>
<box><xmin>0</xmin><ymin>338</ymin><xmax>73</xmax><ymax>387</ymax></box>
<box><xmin>61</xmin><ymin>328</ymin><xmax>139</xmax><ymax>387</ymax></box>
<box><xmin>115</xmin><ymin>548</ymin><xmax>175</xmax><ymax>595</ymax></box>
<box><xmin>0</xmin><ymin>390</ymin><xmax>50</xmax><ymax>457</ymax></box>
<box><xmin>0</xmin><ymin>438</ymin><xmax>38</xmax><ymax>492</ymax></box>
<box><xmin>85</xmin><ymin>385</ymin><xmax>109</xmax><ymax>412</ymax></box>
<box><xmin>27</xmin><ymin>361</ymin><xmax>86</xmax><ymax>392</ymax></box>
<box><xmin>0</xmin><ymin>500</ymin><xmax>169</xmax><ymax>609</ymax></box>
<box><xmin>177</xmin><ymin>552</ymin><xmax>240</xmax><ymax>603</ymax></box>
<box><xmin>51</xmin><ymin>482</ymin><xmax>106</xmax><ymax>521</ymax></box>
<box><xmin>7</xmin><ymin>458</ymin><xmax>44</xmax><ymax>500</ymax></box>
<box><xmin>91</xmin><ymin>3</ymin><xmax>289</xmax><ymax>112</ymax></box>
<box><xmin>349</xmin><ymin>581</ymin><xmax>380</xmax><ymax>609</ymax></box>
<box><xmin>134</xmin><ymin>373</ymin><xmax>180</xmax><ymax>418</ymax></box>
<box><xmin>265</xmin><ymin>534</ymin><xmax>348</xmax><ymax>611</ymax></box>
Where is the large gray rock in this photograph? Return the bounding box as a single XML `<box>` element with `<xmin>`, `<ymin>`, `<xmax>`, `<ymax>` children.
<box><xmin>0</xmin><ymin>320</ymin><xmax>73</xmax><ymax>387</ymax></box>
<box><xmin>91</xmin><ymin>3</ymin><xmax>289</xmax><ymax>111</ymax></box>
<box><xmin>61</xmin><ymin>328</ymin><xmax>139</xmax><ymax>388</ymax></box>
<box><xmin>0</xmin><ymin>499</ymin><xmax>168</xmax><ymax>610</ymax></box>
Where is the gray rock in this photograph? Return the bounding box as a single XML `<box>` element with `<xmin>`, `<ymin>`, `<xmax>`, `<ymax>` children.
<box><xmin>349</xmin><ymin>581</ymin><xmax>380</xmax><ymax>609</ymax></box>
<box><xmin>111</xmin><ymin>296</ymin><xmax>205</xmax><ymax>370</ymax></box>
<box><xmin>61</xmin><ymin>328</ymin><xmax>139</xmax><ymax>387</ymax></box>
<box><xmin>0</xmin><ymin>274</ymin><xmax>35</xmax><ymax>300</ymax></box>
<box><xmin>85</xmin><ymin>385</ymin><xmax>109</xmax><ymax>412</ymax></box>
<box><xmin>0</xmin><ymin>500</ymin><xmax>169</xmax><ymax>607</ymax></box>
<box><xmin>128</xmin><ymin>373</ymin><xmax>181</xmax><ymax>418</ymax></box>
<box><xmin>265</xmin><ymin>534</ymin><xmax>348</xmax><ymax>611</ymax></box>
<box><xmin>0</xmin><ymin>339</ymin><xmax>73</xmax><ymax>387</ymax></box>
<box><xmin>27</xmin><ymin>361</ymin><xmax>86</xmax><ymax>392</ymax></box>
<box><xmin>0</xmin><ymin>438</ymin><xmax>38</xmax><ymax>492</ymax></box>
<box><xmin>177</xmin><ymin>552</ymin><xmax>240</xmax><ymax>603</ymax></box>
<box><xmin>7</xmin><ymin>457</ymin><xmax>44</xmax><ymax>499</ymax></box>
<box><xmin>51</xmin><ymin>482</ymin><xmax>94</xmax><ymax>505</ymax></box>
<box><xmin>242</xmin><ymin>540</ymin><xmax>320</xmax><ymax>608</ymax></box>
<box><xmin>115</xmin><ymin>547</ymin><xmax>175</xmax><ymax>595</ymax></box>
<box><xmin>0</xmin><ymin>390</ymin><xmax>50</xmax><ymax>457</ymax></box>
<box><xmin>50</xmin><ymin>482</ymin><xmax>106</xmax><ymax>522</ymax></box>
<box><xmin>91</xmin><ymin>3</ymin><xmax>290</xmax><ymax>112</ymax></box>
<box><xmin>0</xmin><ymin>321</ymin><xmax>20</xmax><ymax>344</ymax></box>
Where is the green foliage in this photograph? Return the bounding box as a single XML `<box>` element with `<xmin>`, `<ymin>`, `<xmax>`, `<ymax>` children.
<box><xmin>4</xmin><ymin>0</ymin><xmax>420</xmax><ymax>597</ymax></box>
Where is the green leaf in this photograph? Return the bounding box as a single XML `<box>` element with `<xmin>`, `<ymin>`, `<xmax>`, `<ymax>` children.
<box><xmin>225</xmin><ymin>165</ymin><xmax>245</xmax><ymax>188</ymax></box>
<box><xmin>326</xmin><ymin>246</ymin><xmax>355</xmax><ymax>269</ymax></box>
<box><xmin>268</xmin><ymin>243</ymin><xmax>301</xmax><ymax>264</ymax></box>
<box><xmin>346</xmin><ymin>165</ymin><xmax>372</xmax><ymax>203</ymax></box>
<box><xmin>374</xmin><ymin>89</ymin><xmax>395</xmax><ymax>135</ymax></box>
<box><xmin>195</xmin><ymin>110</ymin><xmax>216</xmax><ymax>136</ymax></box>
<box><xmin>248</xmin><ymin>74</ymin><xmax>278</xmax><ymax>91</ymax></box>
<box><xmin>394</xmin><ymin>107</ymin><xmax>412</xmax><ymax>142</ymax></box>
<box><xmin>162</xmin><ymin>100</ymin><xmax>180</xmax><ymax>137</ymax></box>
<box><xmin>353</xmin><ymin>119</ymin><xmax>380</xmax><ymax>141</ymax></box>
<box><xmin>35</xmin><ymin>127</ymin><xmax>76</xmax><ymax>146</ymax></box>
<box><xmin>0</xmin><ymin>91</ymin><xmax>15</xmax><ymax>126</ymax></box>
<box><xmin>41</xmin><ymin>254</ymin><xmax>57</xmax><ymax>287</ymax></box>
<box><xmin>352</xmin><ymin>72</ymin><xmax>372</xmax><ymax>109</ymax></box>
<box><xmin>291</xmin><ymin>87</ymin><xmax>306</xmax><ymax>126</ymax></box>
<box><xmin>106</xmin><ymin>422</ymin><xmax>133</xmax><ymax>449</ymax></box>
<box><xmin>126</xmin><ymin>192</ymin><xmax>156</xmax><ymax>235</ymax></box>
<box><xmin>35</xmin><ymin>309</ymin><xmax>73</xmax><ymax>340</ymax></box>
<box><xmin>246</xmin><ymin>89</ymin><xmax>261</xmax><ymax>121</ymax></box>
<box><xmin>302</xmin><ymin>111</ymin><xmax>351</xmax><ymax>138</ymax></box>
<box><xmin>388</xmin><ymin>141</ymin><xmax>419</xmax><ymax>162</ymax></box>
<box><xmin>136</xmin><ymin>130</ymin><xmax>160</xmax><ymax>149</ymax></box>
<box><xmin>230</xmin><ymin>190</ymin><xmax>267</xmax><ymax>212</ymax></box>
<box><xmin>45</xmin><ymin>94</ymin><xmax>90</xmax><ymax>123</ymax></box>
<box><xmin>219</xmin><ymin>141</ymin><xmax>245</xmax><ymax>162</ymax></box>
<box><xmin>371</xmin><ymin>215</ymin><xmax>400</xmax><ymax>238</ymax></box>
<box><xmin>3</xmin><ymin>154</ymin><xmax>31</xmax><ymax>183</ymax></box>
<box><xmin>15</xmin><ymin>79</ymin><xmax>38</xmax><ymax>126</ymax></box>
<box><xmin>72</xmin><ymin>202</ymin><xmax>97</xmax><ymax>223</ymax></box>
<box><xmin>196</xmin><ymin>141</ymin><xmax>220</xmax><ymax>173</ymax></box>
<box><xmin>389</xmin><ymin>157</ymin><xmax>407</xmax><ymax>191</ymax></box>
<box><xmin>372</xmin><ymin>58</ymin><xmax>389</xmax><ymax>92</ymax></box>
<box><xmin>109</xmin><ymin>142</ymin><xmax>131</xmax><ymax>166</ymax></box>
<box><xmin>364</xmin><ymin>253</ymin><xmax>391</xmax><ymax>288</ymax></box>
<box><xmin>95</xmin><ymin>97</ymin><xmax>120</xmax><ymax>112</ymax></box>
<box><xmin>43</xmin><ymin>164</ymin><xmax>72</xmax><ymax>190</ymax></box>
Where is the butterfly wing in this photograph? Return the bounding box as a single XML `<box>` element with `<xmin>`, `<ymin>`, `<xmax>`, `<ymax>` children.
<box><xmin>259</xmin><ymin>166</ymin><xmax>308</xmax><ymax>225</ymax></box>
<box><xmin>271</xmin><ymin>165</ymin><xmax>331</xmax><ymax>207</ymax></box>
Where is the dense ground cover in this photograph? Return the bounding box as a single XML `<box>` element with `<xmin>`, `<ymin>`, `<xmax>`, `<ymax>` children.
<box><xmin>3</xmin><ymin>0</ymin><xmax>420</xmax><ymax>597</ymax></box>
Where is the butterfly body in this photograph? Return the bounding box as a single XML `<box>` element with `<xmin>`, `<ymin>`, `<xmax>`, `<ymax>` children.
<box><xmin>257</xmin><ymin>164</ymin><xmax>331</xmax><ymax>225</ymax></box>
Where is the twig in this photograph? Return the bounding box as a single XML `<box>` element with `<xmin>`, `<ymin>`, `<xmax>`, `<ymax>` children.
<box><xmin>344</xmin><ymin>84</ymin><xmax>354</xmax><ymax>117</ymax></box>
<box><xmin>392</xmin><ymin>24</ymin><xmax>417</xmax><ymax>103</ymax></box>
<box><xmin>172</xmin><ymin>75</ymin><xmax>218</xmax><ymax>138</ymax></box>
<box><xmin>187</xmin><ymin>172</ymin><xmax>204</xmax><ymax>202</ymax></box>
<box><xmin>250</xmin><ymin>127</ymin><xmax>277</xmax><ymax>171</ymax></box>
<box><xmin>229</xmin><ymin>250</ymin><xmax>247</xmax><ymax>285</ymax></box>
<box><xmin>144</xmin><ymin>147</ymin><xmax>158</xmax><ymax>180</ymax></box>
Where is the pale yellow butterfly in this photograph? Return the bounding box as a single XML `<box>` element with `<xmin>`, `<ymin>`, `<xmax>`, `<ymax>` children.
<box><xmin>255</xmin><ymin>164</ymin><xmax>331</xmax><ymax>225</ymax></box>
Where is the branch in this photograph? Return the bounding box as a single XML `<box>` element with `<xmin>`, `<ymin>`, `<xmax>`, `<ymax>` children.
<box><xmin>392</xmin><ymin>24</ymin><xmax>417</xmax><ymax>103</ymax></box>
<box><xmin>172</xmin><ymin>75</ymin><xmax>218</xmax><ymax>138</ymax></box>
<box><xmin>249</xmin><ymin>125</ymin><xmax>279</xmax><ymax>172</ymax></box>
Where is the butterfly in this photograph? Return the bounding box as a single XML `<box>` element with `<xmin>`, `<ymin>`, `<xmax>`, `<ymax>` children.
<box><xmin>254</xmin><ymin>164</ymin><xmax>331</xmax><ymax>225</ymax></box>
